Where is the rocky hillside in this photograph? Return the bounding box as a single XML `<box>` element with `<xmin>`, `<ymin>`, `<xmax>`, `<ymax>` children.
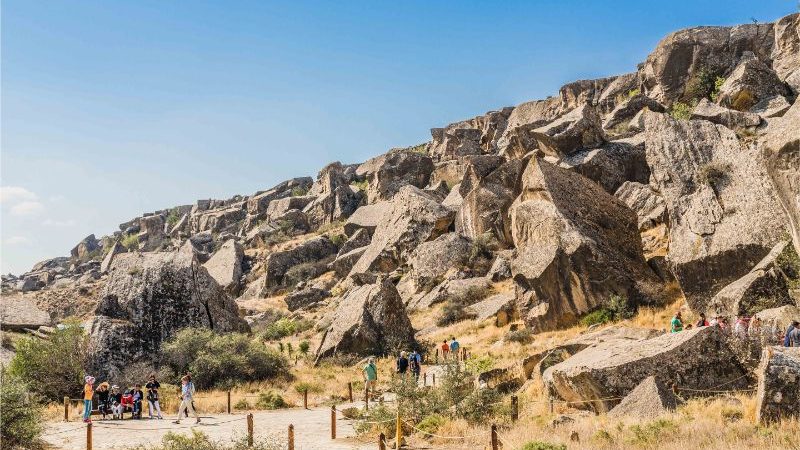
<box><xmin>2</xmin><ymin>13</ymin><xmax>799</xmax><ymax>383</ymax></box>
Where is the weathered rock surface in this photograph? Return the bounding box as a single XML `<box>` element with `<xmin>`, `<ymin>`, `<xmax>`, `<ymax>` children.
<box><xmin>756</xmin><ymin>347</ymin><xmax>800</xmax><ymax>423</ymax></box>
<box><xmin>315</xmin><ymin>280</ymin><xmax>415</xmax><ymax>361</ymax></box>
<box><xmin>0</xmin><ymin>295</ymin><xmax>51</xmax><ymax>330</ymax></box>
<box><xmin>138</xmin><ymin>215</ymin><xmax>167</xmax><ymax>251</ymax></box>
<box><xmin>614</xmin><ymin>182</ymin><xmax>667</xmax><ymax>232</ymax></box>
<box><xmin>543</xmin><ymin>326</ymin><xmax>750</xmax><ymax>413</ymax></box>
<box><xmin>507</xmin><ymin>104</ymin><xmax>605</xmax><ymax>158</ymax></box>
<box><xmin>603</xmin><ymin>94</ymin><xmax>665</xmax><ymax>132</ymax></box>
<box><xmin>263</xmin><ymin>236</ymin><xmax>338</xmax><ymax>289</ymax></box>
<box><xmin>284</xmin><ymin>287</ymin><xmax>328</xmax><ymax>311</ymax></box>
<box><xmin>203</xmin><ymin>239</ymin><xmax>244</xmax><ymax>296</ymax></box>
<box><xmin>329</xmin><ymin>246</ymin><xmax>367</xmax><ymax>278</ymax></box>
<box><xmin>337</xmin><ymin>228</ymin><xmax>371</xmax><ymax>257</ymax></box>
<box><xmin>755</xmin><ymin>306</ymin><xmax>800</xmax><ymax>341</ymax></box>
<box><xmin>751</xmin><ymin>95</ymin><xmax>792</xmax><ymax>118</ymax></box>
<box><xmin>348</xmin><ymin>186</ymin><xmax>454</xmax><ymax>278</ymax></box>
<box><xmin>465</xmin><ymin>291</ymin><xmax>517</xmax><ymax>326</ymax></box>
<box><xmin>691</xmin><ymin>98</ymin><xmax>761</xmax><ymax>128</ymax></box>
<box><xmin>71</xmin><ymin>234</ymin><xmax>100</xmax><ymax>261</ymax></box>
<box><xmin>716</xmin><ymin>52</ymin><xmax>791</xmax><ymax>111</ymax></box>
<box><xmin>486</xmin><ymin>250</ymin><xmax>513</xmax><ymax>282</ymax></box>
<box><xmin>771</xmin><ymin>13</ymin><xmax>800</xmax><ymax>93</ymax></box>
<box><xmin>510</xmin><ymin>157</ymin><xmax>663</xmax><ymax>332</ymax></box>
<box><xmin>406</xmin><ymin>233</ymin><xmax>472</xmax><ymax>292</ymax></box>
<box><xmin>88</xmin><ymin>250</ymin><xmax>247</xmax><ymax>378</ymax></box>
<box><xmin>356</xmin><ymin>149</ymin><xmax>434</xmax><ymax>203</ymax></box>
<box><xmin>559</xmin><ymin>138</ymin><xmax>650</xmax><ymax>194</ymax></box>
<box><xmin>408</xmin><ymin>276</ymin><xmax>491</xmax><ymax>310</ymax></box>
<box><xmin>708</xmin><ymin>241</ymin><xmax>796</xmax><ymax>317</ymax></box>
<box><xmin>644</xmin><ymin>111</ymin><xmax>788</xmax><ymax>311</ymax></box>
<box><xmin>608</xmin><ymin>376</ymin><xmax>679</xmax><ymax>419</ymax></box>
<box><xmin>343</xmin><ymin>201</ymin><xmax>392</xmax><ymax>237</ymax></box>
<box><xmin>303</xmin><ymin>185</ymin><xmax>363</xmax><ymax>228</ymax></box>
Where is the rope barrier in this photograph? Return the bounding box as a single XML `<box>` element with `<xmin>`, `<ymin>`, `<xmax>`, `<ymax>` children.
<box><xmin>401</xmin><ymin>418</ymin><xmax>484</xmax><ymax>440</ymax></box>
<box><xmin>42</xmin><ymin>424</ymin><xmax>88</xmax><ymax>437</ymax></box>
<box><xmin>91</xmin><ymin>416</ymin><xmax>247</xmax><ymax>431</ymax></box>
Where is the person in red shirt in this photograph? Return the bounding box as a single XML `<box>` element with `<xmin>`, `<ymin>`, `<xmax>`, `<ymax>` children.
<box><xmin>440</xmin><ymin>340</ymin><xmax>450</xmax><ymax>361</ymax></box>
<box><xmin>120</xmin><ymin>389</ymin><xmax>134</xmax><ymax>417</ymax></box>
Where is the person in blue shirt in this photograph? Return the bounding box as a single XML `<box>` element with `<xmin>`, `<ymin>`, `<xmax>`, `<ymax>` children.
<box><xmin>449</xmin><ymin>337</ymin><xmax>460</xmax><ymax>358</ymax></box>
<box><xmin>785</xmin><ymin>321</ymin><xmax>799</xmax><ymax>347</ymax></box>
<box><xmin>408</xmin><ymin>350</ymin><xmax>422</xmax><ymax>382</ymax></box>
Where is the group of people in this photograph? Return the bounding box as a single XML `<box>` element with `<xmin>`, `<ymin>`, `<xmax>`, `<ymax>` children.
<box><xmin>439</xmin><ymin>337</ymin><xmax>460</xmax><ymax>360</ymax></box>
<box><xmin>670</xmin><ymin>311</ymin><xmax>800</xmax><ymax>346</ymax></box>
<box><xmin>81</xmin><ymin>373</ymin><xmax>200</xmax><ymax>425</ymax></box>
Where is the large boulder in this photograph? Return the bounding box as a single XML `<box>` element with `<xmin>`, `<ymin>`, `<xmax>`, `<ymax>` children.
<box><xmin>644</xmin><ymin>111</ymin><xmax>788</xmax><ymax>311</ymax></box>
<box><xmin>405</xmin><ymin>233</ymin><xmax>472</xmax><ymax>292</ymax></box>
<box><xmin>0</xmin><ymin>295</ymin><xmax>51</xmax><ymax>331</ymax></box>
<box><xmin>315</xmin><ymin>280</ymin><xmax>415</xmax><ymax>361</ymax></box>
<box><xmin>638</xmin><ymin>22</ymin><xmax>775</xmax><ymax>104</ymax></box>
<box><xmin>263</xmin><ymin>236</ymin><xmax>338</xmax><ymax>289</ymax></box>
<box><xmin>715</xmin><ymin>52</ymin><xmax>791</xmax><ymax>112</ymax></box>
<box><xmin>510</xmin><ymin>157</ymin><xmax>663</xmax><ymax>332</ymax></box>
<box><xmin>771</xmin><ymin>13</ymin><xmax>800</xmax><ymax>94</ymax></box>
<box><xmin>100</xmin><ymin>240</ymin><xmax>126</xmax><ymax>274</ymax></box>
<box><xmin>203</xmin><ymin>239</ymin><xmax>244</xmax><ymax>296</ymax></box>
<box><xmin>138</xmin><ymin>215</ymin><xmax>166</xmax><ymax>251</ymax></box>
<box><xmin>457</xmin><ymin>158</ymin><xmax>527</xmax><ymax>245</ymax></box>
<box><xmin>308</xmin><ymin>162</ymin><xmax>357</xmax><ymax>197</ymax></box>
<box><xmin>88</xmin><ymin>250</ymin><xmax>247</xmax><ymax>379</ymax></box>
<box><xmin>707</xmin><ymin>241</ymin><xmax>797</xmax><ymax>317</ymax></box>
<box><xmin>504</xmin><ymin>104</ymin><xmax>605</xmax><ymax>158</ymax></box>
<box><xmin>756</xmin><ymin>347</ymin><xmax>800</xmax><ymax>424</ymax></box>
<box><xmin>408</xmin><ymin>277</ymin><xmax>491</xmax><ymax>310</ymax></box>
<box><xmin>246</xmin><ymin>177</ymin><xmax>313</xmax><ymax>217</ymax></box>
<box><xmin>348</xmin><ymin>186</ymin><xmax>454</xmax><ymax>278</ymax></box>
<box><xmin>543</xmin><ymin>326</ymin><xmax>751</xmax><ymax>413</ymax></box>
<box><xmin>356</xmin><ymin>149</ymin><xmax>434</xmax><ymax>203</ymax></box>
<box><xmin>691</xmin><ymin>98</ymin><xmax>761</xmax><ymax>129</ymax></box>
<box><xmin>614</xmin><ymin>182</ymin><xmax>667</xmax><ymax>232</ymax></box>
<box><xmin>608</xmin><ymin>376</ymin><xmax>679</xmax><ymax>419</ymax></box>
<box><xmin>602</xmin><ymin>94</ymin><xmax>665</xmax><ymax>132</ymax></box>
<box><xmin>71</xmin><ymin>234</ymin><xmax>100</xmax><ymax>261</ymax></box>
<box><xmin>430</xmin><ymin>155</ymin><xmax>503</xmax><ymax>189</ymax></box>
<box><xmin>303</xmin><ymin>185</ymin><xmax>363</xmax><ymax>228</ymax></box>
<box><xmin>343</xmin><ymin>201</ymin><xmax>392</xmax><ymax>237</ymax></box>
<box><xmin>559</xmin><ymin>137</ymin><xmax>650</xmax><ymax>194</ymax></box>
<box><xmin>284</xmin><ymin>287</ymin><xmax>328</xmax><ymax>311</ymax></box>
<box><xmin>465</xmin><ymin>292</ymin><xmax>517</xmax><ymax>326</ymax></box>
<box><xmin>428</xmin><ymin>108</ymin><xmax>512</xmax><ymax>160</ymax></box>
<box><xmin>761</xmin><ymin>100</ymin><xmax>800</xmax><ymax>255</ymax></box>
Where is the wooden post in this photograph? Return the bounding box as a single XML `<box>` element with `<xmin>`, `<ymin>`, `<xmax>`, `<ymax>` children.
<box><xmin>86</xmin><ymin>422</ymin><xmax>93</xmax><ymax>450</ymax></box>
<box><xmin>365</xmin><ymin>386</ymin><xmax>369</xmax><ymax>411</ymax></box>
<box><xmin>227</xmin><ymin>391</ymin><xmax>232</xmax><ymax>414</ymax></box>
<box><xmin>462</xmin><ymin>347</ymin><xmax>467</xmax><ymax>361</ymax></box>
<box><xmin>379</xmin><ymin>396</ymin><xmax>384</xmax><ymax>406</ymax></box>
<box><xmin>435</xmin><ymin>348</ymin><xmax>438</xmax><ymax>364</ymax></box>
<box><xmin>288</xmin><ymin>424</ymin><xmax>295</xmax><ymax>450</ymax></box>
<box><xmin>491</xmin><ymin>424</ymin><xmax>498</xmax><ymax>450</ymax></box>
<box><xmin>64</xmin><ymin>396</ymin><xmax>70</xmax><ymax>421</ymax></box>
<box><xmin>303</xmin><ymin>390</ymin><xmax>308</xmax><ymax>409</ymax></box>
<box><xmin>331</xmin><ymin>405</ymin><xmax>336</xmax><ymax>439</ymax></box>
<box><xmin>549</xmin><ymin>397</ymin><xmax>554</xmax><ymax>414</ymax></box>
<box><xmin>395</xmin><ymin>404</ymin><xmax>402</xmax><ymax>449</ymax></box>
<box><xmin>432</xmin><ymin>373</ymin><xmax>436</xmax><ymax>387</ymax></box>
<box><xmin>423</xmin><ymin>373</ymin><xmax>427</xmax><ymax>387</ymax></box>
<box><xmin>247</xmin><ymin>413</ymin><xmax>254</xmax><ymax>446</ymax></box>
<box><xmin>511</xmin><ymin>395</ymin><xmax>518</xmax><ymax>422</ymax></box>
<box><xmin>348</xmin><ymin>382</ymin><xmax>353</xmax><ymax>402</ymax></box>
<box><xmin>378</xmin><ymin>432</ymin><xmax>387</xmax><ymax>450</ymax></box>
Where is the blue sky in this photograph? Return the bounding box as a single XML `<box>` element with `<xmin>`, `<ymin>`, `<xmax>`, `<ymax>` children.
<box><xmin>1</xmin><ymin>0</ymin><xmax>796</xmax><ymax>274</ymax></box>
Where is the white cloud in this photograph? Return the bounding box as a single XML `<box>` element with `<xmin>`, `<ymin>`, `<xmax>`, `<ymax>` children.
<box><xmin>0</xmin><ymin>186</ymin><xmax>38</xmax><ymax>204</ymax></box>
<box><xmin>10</xmin><ymin>201</ymin><xmax>45</xmax><ymax>216</ymax></box>
<box><xmin>4</xmin><ymin>236</ymin><xmax>31</xmax><ymax>245</ymax></box>
<box><xmin>42</xmin><ymin>218</ymin><xmax>77</xmax><ymax>227</ymax></box>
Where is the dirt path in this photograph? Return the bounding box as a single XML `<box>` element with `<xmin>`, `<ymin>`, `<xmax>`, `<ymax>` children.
<box><xmin>43</xmin><ymin>402</ymin><xmax>376</xmax><ymax>450</ymax></box>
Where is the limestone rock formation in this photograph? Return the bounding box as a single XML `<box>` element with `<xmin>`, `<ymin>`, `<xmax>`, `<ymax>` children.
<box><xmin>356</xmin><ymin>149</ymin><xmax>434</xmax><ymax>203</ymax></box>
<box><xmin>303</xmin><ymin>185</ymin><xmax>363</xmax><ymax>228</ymax></box>
<box><xmin>315</xmin><ymin>280</ymin><xmax>415</xmax><ymax>361</ymax></box>
<box><xmin>771</xmin><ymin>13</ymin><xmax>800</xmax><ymax>93</ymax></box>
<box><xmin>284</xmin><ymin>287</ymin><xmax>328</xmax><ymax>311</ymax></box>
<box><xmin>465</xmin><ymin>292</ymin><xmax>517</xmax><ymax>326</ymax></box>
<box><xmin>644</xmin><ymin>111</ymin><xmax>788</xmax><ymax>311</ymax></box>
<box><xmin>263</xmin><ymin>236</ymin><xmax>338</xmax><ymax>290</ymax></box>
<box><xmin>88</xmin><ymin>250</ymin><xmax>246</xmax><ymax>378</ymax></box>
<box><xmin>608</xmin><ymin>376</ymin><xmax>679</xmax><ymax>419</ymax></box>
<box><xmin>614</xmin><ymin>182</ymin><xmax>667</xmax><ymax>232</ymax></box>
<box><xmin>716</xmin><ymin>52</ymin><xmax>791</xmax><ymax>111</ymax></box>
<box><xmin>756</xmin><ymin>347</ymin><xmax>800</xmax><ymax>423</ymax></box>
<box><xmin>100</xmin><ymin>241</ymin><xmax>126</xmax><ymax>274</ymax></box>
<box><xmin>203</xmin><ymin>239</ymin><xmax>244</xmax><ymax>296</ymax></box>
<box><xmin>507</xmin><ymin>104</ymin><xmax>605</xmax><ymax>158</ymax></box>
<box><xmin>0</xmin><ymin>295</ymin><xmax>51</xmax><ymax>331</ymax></box>
<box><xmin>406</xmin><ymin>233</ymin><xmax>472</xmax><ymax>293</ymax></box>
<box><xmin>691</xmin><ymin>98</ymin><xmax>761</xmax><ymax>129</ymax></box>
<box><xmin>602</xmin><ymin>94</ymin><xmax>665</xmax><ymax>132</ymax></box>
<box><xmin>543</xmin><ymin>326</ymin><xmax>750</xmax><ymax>413</ymax></box>
<box><xmin>343</xmin><ymin>201</ymin><xmax>392</xmax><ymax>237</ymax></box>
<box><xmin>71</xmin><ymin>234</ymin><xmax>100</xmax><ymax>261</ymax></box>
<box><xmin>559</xmin><ymin>138</ymin><xmax>650</xmax><ymax>194</ymax></box>
<box><xmin>510</xmin><ymin>157</ymin><xmax>663</xmax><ymax>332</ymax></box>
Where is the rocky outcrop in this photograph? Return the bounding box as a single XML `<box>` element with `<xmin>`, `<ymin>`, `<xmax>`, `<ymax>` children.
<box><xmin>343</xmin><ymin>201</ymin><xmax>392</xmax><ymax>237</ymax></box>
<box><xmin>71</xmin><ymin>234</ymin><xmax>100</xmax><ymax>261</ymax></box>
<box><xmin>504</xmin><ymin>104</ymin><xmax>605</xmax><ymax>158</ymax></box>
<box><xmin>284</xmin><ymin>287</ymin><xmax>328</xmax><ymax>311</ymax></box>
<box><xmin>707</xmin><ymin>241</ymin><xmax>796</xmax><ymax>317</ymax></box>
<box><xmin>406</xmin><ymin>233</ymin><xmax>472</xmax><ymax>292</ymax></box>
<box><xmin>303</xmin><ymin>185</ymin><xmax>363</xmax><ymax>228</ymax></box>
<box><xmin>408</xmin><ymin>277</ymin><xmax>491</xmax><ymax>310</ymax></box>
<box><xmin>559</xmin><ymin>138</ymin><xmax>650</xmax><ymax>194</ymax></box>
<box><xmin>430</xmin><ymin>155</ymin><xmax>503</xmax><ymax>189</ymax></box>
<box><xmin>716</xmin><ymin>52</ymin><xmax>791</xmax><ymax>111</ymax></box>
<box><xmin>614</xmin><ymin>182</ymin><xmax>667</xmax><ymax>232</ymax></box>
<box><xmin>761</xmin><ymin>100</ymin><xmax>800</xmax><ymax>255</ymax></box>
<box><xmin>751</xmin><ymin>95</ymin><xmax>792</xmax><ymax>118</ymax></box>
<box><xmin>428</xmin><ymin>109</ymin><xmax>512</xmax><ymax>161</ymax></box>
<box><xmin>465</xmin><ymin>292</ymin><xmax>517</xmax><ymax>326</ymax></box>
<box><xmin>203</xmin><ymin>239</ymin><xmax>244</xmax><ymax>296</ymax></box>
<box><xmin>755</xmin><ymin>306</ymin><xmax>800</xmax><ymax>341</ymax></box>
<box><xmin>100</xmin><ymin>241</ymin><xmax>126</xmax><ymax>274</ymax></box>
<box><xmin>602</xmin><ymin>94</ymin><xmax>665</xmax><ymax>132</ymax></box>
<box><xmin>356</xmin><ymin>149</ymin><xmax>434</xmax><ymax>203</ymax></box>
<box><xmin>691</xmin><ymin>98</ymin><xmax>761</xmax><ymax>129</ymax></box>
<box><xmin>263</xmin><ymin>236</ymin><xmax>338</xmax><ymax>289</ymax></box>
<box><xmin>644</xmin><ymin>111</ymin><xmax>787</xmax><ymax>311</ymax></box>
<box><xmin>510</xmin><ymin>157</ymin><xmax>663</xmax><ymax>332</ymax></box>
<box><xmin>329</xmin><ymin>246</ymin><xmax>367</xmax><ymax>278</ymax></box>
<box><xmin>315</xmin><ymin>280</ymin><xmax>415</xmax><ymax>361</ymax></box>
<box><xmin>138</xmin><ymin>215</ymin><xmax>166</xmax><ymax>251</ymax></box>
<box><xmin>336</xmin><ymin>228</ymin><xmax>371</xmax><ymax>257</ymax></box>
<box><xmin>348</xmin><ymin>186</ymin><xmax>454</xmax><ymax>278</ymax></box>
<box><xmin>0</xmin><ymin>295</ymin><xmax>51</xmax><ymax>331</ymax></box>
<box><xmin>543</xmin><ymin>326</ymin><xmax>750</xmax><ymax>413</ymax></box>
<box><xmin>608</xmin><ymin>376</ymin><xmax>679</xmax><ymax>419</ymax></box>
<box><xmin>88</xmin><ymin>250</ymin><xmax>246</xmax><ymax>379</ymax></box>
<box><xmin>756</xmin><ymin>347</ymin><xmax>800</xmax><ymax>424</ymax></box>
<box><xmin>771</xmin><ymin>13</ymin><xmax>800</xmax><ymax>93</ymax></box>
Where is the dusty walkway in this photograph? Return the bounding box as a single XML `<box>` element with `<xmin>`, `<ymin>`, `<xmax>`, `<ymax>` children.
<box><xmin>43</xmin><ymin>402</ymin><xmax>376</xmax><ymax>450</ymax></box>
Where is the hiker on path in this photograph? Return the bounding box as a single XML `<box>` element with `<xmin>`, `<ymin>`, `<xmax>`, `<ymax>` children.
<box><xmin>82</xmin><ymin>376</ymin><xmax>95</xmax><ymax>423</ymax></box>
<box><xmin>146</xmin><ymin>374</ymin><xmax>163</xmax><ymax>419</ymax></box>
<box><xmin>670</xmin><ymin>312</ymin><xmax>683</xmax><ymax>333</ymax></box>
<box><xmin>409</xmin><ymin>350</ymin><xmax>421</xmax><ymax>382</ymax></box>
<box><xmin>173</xmin><ymin>375</ymin><xmax>199</xmax><ymax>424</ymax></box>
<box><xmin>450</xmin><ymin>337</ymin><xmax>460</xmax><ymax>359</ymax></box>
<box><xmin>790</xmin><ymin>324</ymin><xmax>800</xmax><ymax>347</ymax></box>
<box><xmin>784</xmin><ymin>321</ymin><xmax>799</xmax><ymax>347</ymax></box>
<box><xmin>363</xmin><ymin>357</ymin><xmax>378</xmax><ymax>399</ymax></box>
<box><xmin>440</xmin><ymin>340</ymin><xmax>450</xmax><ymax>361</ymax></box>
<box><xmin>96</xmin><ymin>382</ymin><xmax>110</xmax><ymax>420</ymax></box>
<box><xmin>396</xmin><ymin>351</ymin><xmax>409</xmax><ymax>379</ymax></box>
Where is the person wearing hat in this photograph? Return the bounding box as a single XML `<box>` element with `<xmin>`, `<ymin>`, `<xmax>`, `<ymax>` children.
<box><xmin>363</xmin><ymin>357</ymin><xmax>378</xmax><ymax>399</ymax></box>
<box><xmin>83</xmin><ymin>375</ymin><xmax>95</xmax><ymax>423</ymax></box>
<box><xmin>173</xmin><ymin>375</ymin><xmax>199</xmax><ymax>424</ymax></box>
<box><xmin>109</xmin><ymin>385</ymin><xmax>123</xmax><ymax>419</ymax></box>
<box><xmin>96</xmin><ymin>382</ymin><xmax>111</xmax><ymax>420</ymax></box>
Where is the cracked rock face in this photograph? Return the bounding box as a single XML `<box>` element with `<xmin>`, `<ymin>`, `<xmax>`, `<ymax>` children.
<box><xmin>88</xmin><ymin>250</ymin><xmax>247</xmax><ymax>379</ymax></box>
<box><xmin>643</xmin><ymin>111</ymin><xmax>787</xmax><ymax>312</ymax></box>
<box><xmin>757</xmin><ymin>347</ymin><xmax>800</xmax><ymax>424</ymax></box>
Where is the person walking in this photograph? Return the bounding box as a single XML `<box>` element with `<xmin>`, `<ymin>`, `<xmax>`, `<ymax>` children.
<box><xmin>145</xmin><ymin>374</ymin><xmax>163</xmax><ymax>419</ymax></box>
<box><xmin>82</xmin><ymin>376</ymin><xmax>95</xmax><ymax>423</ymax></box>
<box><xmin>363</xmin><ymin>357</ymin><xmax>378</xmax><ymax>399</ymax></box>
<box><xmin>409</xmin><ymin>350</ymin><xmax>421</xmax><ymax>382</ymax></box>
<box><xmin>173</xmin><ymin>375</ymin><xmax>200</xmax><ymax>424</ymax></box>
<box><xmin>784</xmin><ymin>321</ymin><xmax>799</xmax><ymax>347</ymax></box>
<box><xmin>396</xmin><ymin>351</ymin><xmax>409</xmax><ymax>379</ymax></box>
<box><xmin>440</xmin><ymin>340</ymin><xmax>450</xmax><ymax>361</ymax></box>
<box><xmin>449</xmin><ymin>337</ymin><xmax>460</xmax><ymax>360</ymax></box>
<box><xmin>790</xmin><ymin>324</ymin><xmax>800</xmax><ymax>347</ymax></box>
<box><xmin>670</xmin><ymin>312</ymin><xmax>683</xmax><ymax>333</ymax></box>
<box><xmin>96</xmin><ymin>382</ymin><xmax>110</xmax><ymax>420</ymax></box>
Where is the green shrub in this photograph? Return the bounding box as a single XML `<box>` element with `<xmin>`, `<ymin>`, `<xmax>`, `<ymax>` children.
<box><xmin>464</xmin><ymin>355</ymin><xmax>494</xmax><ymax>375</ymax></box>
<box><xmin>294</xmin><ymin>381</ymin><xmax>323</xmax><ymax>394</ymax></box>
<box><xmin>505</xmin><ymin>328</ymin><xmax>534</xmax><ymax>343</ymax></box>
<box><xmin>350</xmin><ymin>180</ymin><xmax>369</xmax><ymax>192</ymax></box>
<box><xmin>160</xmin><ymin>329</ymin><xmax>289</xmax><ymax>389</ymax></box>
<box><xmin>629</xmin><ymin>419</ymin><xmax>678</xmax><ymax>445</ymax></box>
<box><xmin>299</xmin><ymin>340</ymin><xmax>310</xmax><ymax>355</ymax></box>
<box><xmin>710</xmin><ymin>76</ymin><xmax>725</xmax><ymax>102</ymax></box>
<box><xmin>731</xmin><ymin>89</ymin><xmax>756</xmax><ymax>111</ymax></box>
<box><xmin>416</xmin><ymin>414</ymin><xmax>446</xmax><ymax>437</ymax></box>
<box><xmin>776</xmin><ymin>243</ymin><xmax>800</xmax><ymax>289</ymax></box>
<box><xmin>608</xmin><ymin>294</ymin><xmax>635</xmax><ymax>321</ymax></box>
<box><xmin>1</xmin><ymin>370</ymin><xmax>44</xmax><ymax>449</ymax></box>
<box><xmin>329</xmin><ymin>233</ymin><xmax>347</xmax><ymax>248</ymax></box>
<box><xmin>131</xmin><ymin>429</ymin><xmax>283</xmax><ymax>450</ymax></box>
<box><xmin>166</xmin><ymin>208</ymin><xmax>182</xmax><ymax>227</ymax></box>
<box><xmin>627</xmin><ymin>88</ymin><xmax>640</xmax><ymax>98</ymax></box>
<box><xmin>698</xmin><ymin>161</ymin><xmax>731</xmax><ymax>190</ymax></box>
<box><xmin>580</xmin><ymin>308</ymin><xmax>612</xmax><ymax>327</ymax></box>
<box><xmin>9</xmin><ymin>324</ymin><xmax>87</xmax><ymax>401</ymax></box>
<box><xmin>121</xmin><ymin>233</ymin><xmax>139</xmax><ymax>250</ymax></box>
<box><xmin>684</xmin><ymin>67</ymin><xmax>720</xmax><ymax>101</ymax></box>
<box><xmin>407</xmin><ymin>143</ymin><xmax>428</xmax><ymax>154</ymax></box>
<box><xmin>290</xmin><ymin>186</ymin><xmax>308</xmax><ymax>197</ymax></box>
<box><xmin>354</xmin><ymin>405</ymin><xmax>395</xmax><ymax>436</ymax></box>
<box><xmin>261</xmin><ymin>318</ymin><xmax>312</xmax><ymax>341</ymax></box>
<box><xmin>255</xmin><ymin>391</ymin><xmax>287</xmax><ymax>410</ymax></box>
<box><xmin>669</xmin><ymin>101</ymin><xmax>693</xmax><ymax>120</ymax></box>
<box><xmin>233</xmin><ymin>398</ymin><xmax>251</xmax><ymax>410</ymax></box>
<box><xmin>469</xmin><ymin>232</ymin><xmax>499</xmax><ymax>264</ymax></box>
<box><xmin>520</xmin><ymin>442</ymin><xmax>567</xmax><ymax>450</ymax></box>
<box><xmin>455</xmin><ymin>387</ymin><xmax>500</xmax><ymax>423</ymax></box>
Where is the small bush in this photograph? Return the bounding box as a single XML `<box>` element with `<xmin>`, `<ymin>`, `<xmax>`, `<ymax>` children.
<box><xmin>351</xmin><ymin>180</ymin><xmax>369</xmax><ymax>192</ymax></box>
<box><xmin>669</xmin><ymin>101</ymin><xmax>693</xmax><ymax>120</ymax></box>
<box><xmin>608</xmin><ymin>294</ymin><xmax>635</xmax><ymax>320</ymax></box>
<box><xmin>166</xmin><ymin>208</ymin><xmax>182</xmax><ymax>227</ymax></box>
<box><xmin>698</xmin><ymin>161</ymin><xmax>731</xmax><ymax>190</ymax></box>
<box><xmin>505</xmin><ymin>328</ymin><xmax>534</xmax><ymax>343</ymax></box>
<box><xmin>131</xmin><ymin>430</ymin><xmax>284</xmax><ymax>450</ymax></box>
<box><xmin>9</xmin><ymin>324</ymin><xmax>87</xmax><ymax>401</ymax></box>
<box><xmin>464</xmin><ymin>355</ymin><xmax>494</xmax><ymax>374</ymax></box>
<box><xmin>416</xmin><ymin>414</ymin><xmax>447</xmax><ymax>437</ymax></box>
<box><xmin>233</xmin><ymin>398</ymin><xmax>251</xmax><ymax>410</ymax></box>
<box><xmin>299</xmin><ymin>341</ymin><xmax>310</xmax><ymax>355</ymax></box>
<box><xmin>407</xmin><ymin>143</ymin><xmax>428</xmax><ymax>154</ymax></box>
<box><xmin>290</xmin><ymin>186</ymin><xmax>308</xmax><ymax>197</ymax></box>
<box><xmin>469</xmin><ymin>232</ymin><xmax>499</xmax><ymax>264</ymax></box>
<box><xmin>283</xmin><ymin>260</ymin><xmax>331</xmax><ymax>289</ymax></box>
<box><xmin>629</xmin><ymin>419</ymin><xmax>678</xmax><ymax>445</ymax></box>
<box><xmin>455</xmin><ymin>387</ymin><xmax>500</xmax><ymax>423</ymax></box>
<box><xmin>1</xmin><ymin>370</ymin><xmax>44</xmax><ymax>449</ymax></box>
<box><xmin>710</xmin><ymin>76</ymin><xmax>725</xmax><ymax>102</ymax></box>
<box><xmin>261</xmin><ymin>318</ymin><xmax>312</xmax><ymax>341</ymax></box>
<box><xmin>121</xmin><ymin>233</ymin><xmax>139</xmax><ymax>250</ymax></box>
<box><xmin>580</xmin><ymin>308</ymin><xmax>612</xmax><ymax>327</ymax></box>
<box><xmin>684</xmin><ymin>67</ymin><xmax>719</xmax><ymax>101</ymax></box>
<box><xmin>776</xmin><ymin>243</ymin><xmax>800</xmax><ymax>289</ymax></box>
<box><xmin>731</xmin><ymin>89</ymin><xmax>756</xmax><ymax>111</ymax></box>
<box><xmin>627</xmin><ymin>88</ymin><xmax>640</xmax><ymax>98</ymax></box>
<box><xmin>354</xmin><ymin>405</ymin><xmax>395</xmax><ymax>436</ymax></box>
<box><xmin>294</xmin><ymin>381</ymin><xmax>323</xmax><ymax>394</ymax></box>
<box><xmin>520</xmin><ymin>442</ymin><xmax>567</xmax><ymax>450</ymax></box>
<box><xmin>436</xmin><ymin>285</ymin><xmax>488</xmax><ymax>326</ymax></box>
<box><xmin>329</xmin><ymin>233</ymin><xmax>347</xmax><ymax>248</ymax></box>
<box><xmin>255</xmin><ymin>391</ymin><xmax>287</xmax><ymax>410</ymax></box>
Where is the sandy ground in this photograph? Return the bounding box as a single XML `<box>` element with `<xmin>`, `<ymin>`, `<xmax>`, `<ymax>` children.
<box><xmin>43</xmin><ymin>402</ymin><xmax>377</xmax><ymax>450</ymax></box>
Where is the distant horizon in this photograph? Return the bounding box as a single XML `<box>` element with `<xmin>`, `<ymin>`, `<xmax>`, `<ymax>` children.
<box><xmin>2</xmin><ymin>1</ymin><xmax>796</xmax><ymax>274</ymax></box>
